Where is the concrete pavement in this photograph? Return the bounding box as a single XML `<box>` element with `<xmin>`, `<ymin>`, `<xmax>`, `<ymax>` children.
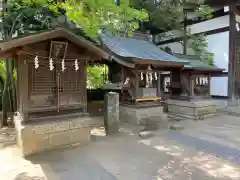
<box><xmin>1</xmin><ymin>114</ymin><xmax>240</xmax><ymax>180</ymax></box>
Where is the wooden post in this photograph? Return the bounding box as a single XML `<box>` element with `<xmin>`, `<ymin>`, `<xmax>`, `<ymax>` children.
<box><xmin>21</xmin><ymin>58</ymin><xmax>28</xmax><ymax>123</ymax></box>
<box><xmin>16</xmin><ymin>59</ymin><xmax>20</xmax><ymax>113</ymax></box>
<box><xmin>157</xmin><ymin>72</ymin><xmax>161</xmax><ymax>97</ymax></box>
<box><xmin>208</xmin><ymin>73</ymin><xmax>211</xmax><ymax>97</ymax></box>
<box><xmin>121</xmin><ymin>66</ymin><xmax>124</xmax><ymax>86</ymax></box>
<box><xmin>170</xmin><ymin>68</ymin><xmax>181</xmax><ymax>98</ymax></box>
<box><xmin>228</xmin><ymin>5</ymin><xmax>237</xmax><ymax>100</ymax></box>
<box><xmin>134</xmin><ymin>71</ymin><xmax>139</xmax><ymax>99</ymax></box>
<box><xmin>190</xmin><ymin>75</ymin><xmax>195</xmax><ymax>98</ymax></box>
<box><xmin>83</xmin><ymin>59</ymin><xmax>87</xmax><ymax>114</ymax></box>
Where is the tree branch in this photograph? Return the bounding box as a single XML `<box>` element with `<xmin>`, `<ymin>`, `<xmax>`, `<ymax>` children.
<box><xmin>9</xmin><ymin>10</ymin><xmax>25</xmax><ymax>38</ymax></box>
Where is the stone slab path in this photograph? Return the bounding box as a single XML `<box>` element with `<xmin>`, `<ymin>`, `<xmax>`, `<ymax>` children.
<box><xmin>1</xmin><ymin>115</ymin><xmax>240</xmax><ymax>180</ymax></box>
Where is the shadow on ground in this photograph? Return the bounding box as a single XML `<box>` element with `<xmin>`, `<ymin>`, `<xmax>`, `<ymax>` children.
<box><xmin>1</xmin><ymin>118</ymin><xmax>240</xmax><ymax>180</ymax></box>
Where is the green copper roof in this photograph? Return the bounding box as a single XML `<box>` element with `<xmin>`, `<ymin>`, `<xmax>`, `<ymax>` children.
<box><xmin>174</xmin><ymin>54</ymin><xmax>224</xmax><ymax>71</ymax></box>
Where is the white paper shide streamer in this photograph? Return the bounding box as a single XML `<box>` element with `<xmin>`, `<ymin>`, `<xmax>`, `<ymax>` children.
<box><xmin>34</xmin><ymin>56</ymin><xmax>39</xmax><ymax>69</ymax></box>
<box><xmin>141</xmin><ymin>72</ymin><xmax>143</xmax><ymax>80</ymax></box>
<box><xmin>61</xmin><ymin>59</ymin><xmax>66</xmax><ymax>72</ymax></box>
<box><xmin>154</xmin><ymin>72</ymin><xmax>157</xmax><ymax>80</ymax></box>
<box><xmin>196</xmin><ymin>77</ymin><xmax>199</xmax><ymax>84</ymax></box>
<box><xmin>49</xmin><ymin>58</ymin><xmax>54</xmax><ymax>71</ymax></box>
<box><xmin>146</xmin><ymin>73</ymin><xmax>149</xmax><ymax>87</ymax></box>
<box><xmin>149</xmin><ymin>73</ymin><xmax>153</xmax><ymax>82</ymax></box>
<box><xmin>75</xmin><ymin>59</ymin><xmax>79</xmax><ymax>71</ymax></box>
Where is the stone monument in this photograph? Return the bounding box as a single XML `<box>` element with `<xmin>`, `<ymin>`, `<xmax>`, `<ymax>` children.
<box><xmin>104</xmin><ymin>92</ymin><xmax>120</xmax><ymax>135</ymax></box>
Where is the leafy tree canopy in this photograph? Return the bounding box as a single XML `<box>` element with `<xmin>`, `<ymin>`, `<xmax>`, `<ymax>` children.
<box><xmin>131</xmin><ymin>0</ymin><xmax>215</xmax><ymax>66</ymax></box>
<box><xmin>2</xmin><ymin>0</ymin><xmax>61</xmax><ymax>38</ymax></box>
<box><xmin>60</xmin><ymin>0</ymin><xmax>149</xmax><ymax>38</ymax></box>
<box><xmin>6</xmin><ymin>0</ymin><xmax>148</xmax><ymax>40</ymax></box>
<box><xmin>131</xmin><ymin>0</ymin><xmax>213</xmax><ymax>33</ymax></box>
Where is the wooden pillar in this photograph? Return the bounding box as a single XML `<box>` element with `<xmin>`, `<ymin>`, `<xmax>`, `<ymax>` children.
<box><xmin>157</xmin><ymin>72</ymin><xmax>161</xmax><ymax>97</ymax></box>
<box><xmin>134</xmin><ymin>71</ymin><xmax>139</xmax><ymax>98</ymax></box>
<box><xmin>228</xmin><ymin>7</ymin><xmax>236</xmax><ymax>100</ymax></box>
<box><xmin>21</xmin><ymin>58</ymin><xmax>28</xmax><ymax>123</ymax></box>
<box><xmin>170</xmin><ymin>68</ymin><xmax>181</xmax><ymax>97</ymax></box>
<box><xmin>190</xmin><ymin>75</ymin><xmax>195</xmax><ymax>98</ymax></box>
<box><xmin>208</xmin><ymin>73</ymin><xmax>211</xmax><ymax>97</ymax></box>
<box><xmin>83</xmin><ymin>59</ymin><xmax>87</xmax><ymax>114</ymax></box>
<box><xmin>121</xmin><ymin>66</ymin><xmax>124</xmax><ymax>86</ymax></box>
<box><xmin>107</xmin><ymin>63</ymin><xmax>113</xmax><ymax>83</ymax></box>
<box><xmin>16</xmin><ymin>59</ymin><xmax>20</xmax><ymax>113</ymax></box>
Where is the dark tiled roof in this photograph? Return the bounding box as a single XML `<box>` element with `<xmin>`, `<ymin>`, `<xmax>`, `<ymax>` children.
<box><xmin>0</xmin><ymin>28</ymin><xmax>108</xmax><ymax>59</ymax></box>
<box><xmin>100</xmin><ymin>33</ymin><xmax>188</xmax><ymax>64</ymax></box>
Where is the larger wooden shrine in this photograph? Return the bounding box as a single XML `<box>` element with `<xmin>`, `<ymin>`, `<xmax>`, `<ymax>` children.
<box><xmin>100</xmin><ymin>33</ymin><xmax>225</xmax><ymax>121</ymax></box>
<box><xmin>0</xmin><ymin>28</ymin><xmax>108</xmax><ymax>156</ymax></box>
<box><xmin>100</xmin><ymin>33</ymin><xmax>190</xmax><ymax>125</ymax></box>
<box><xmin>100</xmin><ymin>33</ymin><xmax>188</xmax><ymax>102</ymax></box>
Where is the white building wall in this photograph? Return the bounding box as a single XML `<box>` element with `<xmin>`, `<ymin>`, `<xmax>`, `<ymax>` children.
<box><xmin>157</xmin><ymin>15</ymin><xmax>229</xmax><ymax>42</ymax></box>
<box><xmin>159</xmin><ymin>15</ymin><xmax>230</xmax><ymax>97</ymax></box>
<box><xmin>190</xmin><ymin>15</ymin><xmax>229</xmax><ymax>34</ymax></box>
<box><xmin>208</xmin><ymin>32</ymin><xmax>229</xmax><ymax>97</ymax></box>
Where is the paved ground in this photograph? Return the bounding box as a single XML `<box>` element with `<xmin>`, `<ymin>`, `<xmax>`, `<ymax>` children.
<box><xmin>1</xmin><ymin>114</ymin><xmax>240</xmax><ymax>180</ymax></box>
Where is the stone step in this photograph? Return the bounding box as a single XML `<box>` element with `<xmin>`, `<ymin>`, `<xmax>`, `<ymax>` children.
<box><xmin>167</xmin><ymin>114</ymin><xmax>185</xmax><ymax>121</ymax></box>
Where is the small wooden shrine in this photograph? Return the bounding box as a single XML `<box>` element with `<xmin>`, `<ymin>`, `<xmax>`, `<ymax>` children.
<box><xmin>169</xmin><ymin>54</ymin><xmax>225</xmax><ymax>100</ymax></box>
<box><xmin>0</xmin><ymin>28</ymin><xmax>108</xmax><ymax>156</ymax></box>
<box><xmin>166</xmin><ymin>54</ymin><xmax>225</xmax><ymax>120</ymax></box>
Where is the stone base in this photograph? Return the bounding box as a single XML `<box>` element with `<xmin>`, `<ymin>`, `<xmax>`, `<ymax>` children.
<box><xmin>119</xmin><ymin>104</ymin><xmax>166</xmax><ymax>126</ymax></box>
<box><xmin>167</xmin><ymin>99</ymin><xmax>216</xmax><ymax>120</ymax></box>
<box><xmin>14</xmin><ymin>113</ymin><xmax>99</xmax><ymax>157</ymax></box>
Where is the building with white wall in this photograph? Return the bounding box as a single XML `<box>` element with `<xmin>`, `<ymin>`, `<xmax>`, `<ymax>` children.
<box><xmin>156</xmin><ymin>7</ymin><xmax>230</xmax><ymax>97</ymax></box>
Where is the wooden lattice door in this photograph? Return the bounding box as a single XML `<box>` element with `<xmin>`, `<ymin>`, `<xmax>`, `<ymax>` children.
<box><xmin>28</xmin><ymin>58</ymin><xmax>57</xmax><ymax>112</ymax></box>
<box><xmin>29</xmin><ymin>58</ymin><xmax>86</xmax><ymax>113</ymax></box>
<box><xmin>57</xmin><ymin>60</ymin><xmax>86</xmax><ymax>111</ymax></box>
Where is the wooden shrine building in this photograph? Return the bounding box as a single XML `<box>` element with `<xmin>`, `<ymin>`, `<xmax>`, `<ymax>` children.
<box><xmin>166</xmin><ymin>54</ymin><xmax>225</xmax><ymax>120</ymax></box>
<box><xmin>100</xmin><ymin>33</ymin><xmax>189</xmax><ymax>125</ymax></box>
<box><xmin>100</xmin><ymin>32</ymin><xmax>225</xmax><ymax>121</ymax></box>
<box><xmin>0</xmin><ymin>28</ymin><xmax>108</xmax><ymax>156</ymax></box>
<box><xmin>168</xmin><ymin>54</ymin><xmax>225</xmax><ymax>100</ymax></box>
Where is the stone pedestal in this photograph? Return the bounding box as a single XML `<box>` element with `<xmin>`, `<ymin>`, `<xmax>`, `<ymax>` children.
<box><xmin>167</xmin><ymin>99</ymin><xmax>216</xmax><ymax>120</ymax></box>
<box><xmin>14</xmin><ymin>113</ymin><xmax>99</xmax><ymax>157</ymax></box>
<box><xmin>104</xmin><ymin>92</ymin><xmax>119</xmax><ymax>135</ymax></box>
<box><xmin>119</xmin><ymin>104</ymin><xmax>166</xmax><ymax>126</ymax></box>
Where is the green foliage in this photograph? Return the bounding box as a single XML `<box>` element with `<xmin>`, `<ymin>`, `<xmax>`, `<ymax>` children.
<box><xmin>131</xmin><ymin>0</ymin><xmax>214</xmax><ymax>66</ymax></box>
<box><xmin>87</xmin><ymin>65</ymin><xmax>107</xmax><ymax>89</ymax></box>
<box><xmin>2</xmin><ymin>0</ymin><xmax>63</xmax><ymax>37</ymax></box>
<box><xmin>189</xmin><ymin>34</ymin><xmax>215</xmax><ymax>66</ymax></box>
<box><xmin>61</xmin><ymin>0</ymin><xmax>148</xmax><ymax>38</ymax></box>
<box><xmin>131</xmin><ymin>0</ymin><xmax>213</xmax><ymax>31</ymax></box>
<box><xmin>189</xmin><ymin>34</ymin><xmax>208</xmax><ymax>58</ymax></box>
